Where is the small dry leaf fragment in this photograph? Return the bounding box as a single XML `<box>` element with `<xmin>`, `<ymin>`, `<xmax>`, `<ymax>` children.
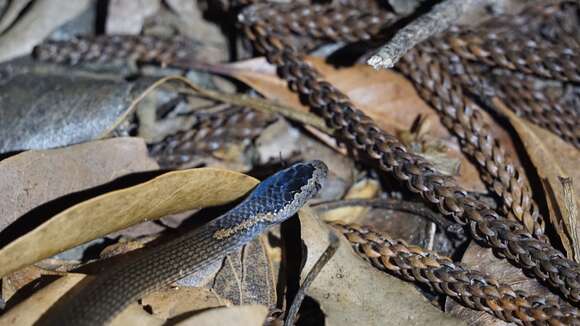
<box><xmin>299</xmin><ymin>208</ymin><xmax>465</xmax><ymax>326</ymax></box>
<box><xmin>0</xmin><ymin>168</ymin><xmax>259</xmax><ymax>278</ymax></box>
<box><xmin>105</xmin><ymin>0</ymin><xmax>159</xmax><ymax>34</ymax></box>
<box><xmin>0</xmin><ymin>0</ymin><xmax>33</xmax><ymax>35</ymax></box>
<box><xmin>174</xmin><ymin>304</ymin><xmax>269</xmax><ymax>326</ymax></box>
<box><xmin>111</xmin><ymin>303</ymin><xmax>165</xmax><ymax>326</ymax></box>
<box><xmin>0</xmin><ymin>0</ymin><xmax>91</xmax><ymax>62</ymax></box>
<box><xmin>321</xmin><ymin>178</ymin><xmax>380</xmax><ymax>224</ymax></box>
<box><xmin>494</xmin><ymin>98</ymin><xmax>580</xmax><ymax>261</ymax></box>
<box><xmin>1</xmin><ymin>265</ymin><xmax>62</xmax><ymax>303</ymax></box>
<box><xmin>141</xmin><ymin>287</ymin><xmax>230</xmax><ymax>321</ymax></box>
<box><xmin>0</xmin><ymin>137</ymin><xmax>158</xmax><ymax>233</ymax></box>
<box><xmin>211</xmin><ymin>237</ymin><xmax>277</xmax><ymax>306</ymax></box>
<box><xmin>398</xmin><ymin>116</ymin><xmax>461</xmax><ymax>177</ymax></box>
<box><xmin>560</xmin><ymin>177</ymin><xmax>579</xmax><ymax>261</ymax></box>
<box><xmin>0</xmin><ymin>273</ymin><xmax>87</xmax><ymax>325</ymax></box>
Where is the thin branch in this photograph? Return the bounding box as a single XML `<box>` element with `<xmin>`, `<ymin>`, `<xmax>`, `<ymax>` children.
<box><xmin>368</xmin><ymin>0</ymin><xmax>472</xmax><ymax>69</ymax></box>
<box><xmin>285</xmin><ymin>231</ymin><xmax>339</xmax><ymax>326</ymax></box>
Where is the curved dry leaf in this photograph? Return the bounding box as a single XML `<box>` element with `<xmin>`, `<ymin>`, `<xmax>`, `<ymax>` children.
<box><xmin>211</xmin><ymin>236</ymin><xmax>277</xmax><ymax>306</ymax></box>
<box><xmin>111</xmin><ymin>303</ymin><xmax>165</xmax><ymax>326</ymax></box>
<box><xmin>0</xmin><ymin>273</ymin><xmax>87</xmax><ymax>325</ymax></box>
<box><xmin>0</xmin><ymin>0</ymin><xmax>90</xmax><ymax>62</ymax></box>
<box><xmin>0</xmin><ymin>60</ymin><xmax>153</xmax><ymax>153</ymax></box>
<box><xmin>2</xmin><ymin>265</ymin><xmax>62</xmax><ymax>303</ymax></box>
<box><xmin>299</xmin><ymin>208</ymin><xmax>465</xmax><ymax>326</ymax></box>
<box><xmin>224</xmin><ymin>57</ymin><xmax>499</xmax><ymax>192</ymax></box>
<box><xmin>494</xmin><ymin>99</ymin><xmax>580</xmax><ymax>261</ymax></box>
<box><xmin>175</xmin><ymin>304</ymin><xmax>268</xmax><ymax>326</ymax></box>
<box><xmin>105</xmin><ymin>0</ymin><xmax>159</xmax><ymax>34</ymax></box>
<box><xmin>0</xmin><ymin>168</ymin><xmax>259</xmax><ymax>277</ymax></box>
<box><xmin>172</xmin><ymin>236</ymin><xmax>277</xmax><ymax>307</ymax></box>
<box><xmin>0</xmin><ymin>137</ymin><xmax>158</xmax><ymax>233</ymax></box>
<box><xmin>0</xmin><ymin>0</ymin><xmax>33</xmax><ymax>34</ymax></box>
<box><xmin>142</xmin><ymin>287</ymin><xmax>231</xmax><ymax>320</ymax></box>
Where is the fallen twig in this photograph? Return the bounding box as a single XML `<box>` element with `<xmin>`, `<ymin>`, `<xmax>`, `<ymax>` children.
<box><xmin>285</xmin><ymin>231</ymin><xmax>339</xmax><ymax>326</ymax></box>
<box><xmin>368</xmin><ymin>0</ymin><xmax>472</xmax><ymax>69</ymax></box>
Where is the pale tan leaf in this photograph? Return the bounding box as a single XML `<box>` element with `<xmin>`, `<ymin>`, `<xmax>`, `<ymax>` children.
<box><xmin>0</xmin><ymin>0</ymin><xmax>91</xmax><ymax>62</ymax></box>
<box><xmin>299</xmin><ymin>208</ymin><xmax>465</xmax><ymax>326</ymax></box>
<box><xmin>111</xmin><ymin>303</ymin><xmax>165</xmax><ymax>326</ymax></box>
<box><xmin>0</xmin><ymin>137</ymin><xmax>158</xmax><ymax>233</ymax></box>
<box><xmin>142</xmin><ymin>287</ymin><xmax>231</xmax><ymax>320</ymax></box>
<box><xmin>0</xmin><ymin>273</ymin><xmax>87</xmax><ymax>326</ymax></box>
<box><xmin>0</xmin><ymin>169</ymin><xmax>259</xmax><ymax>277</ymax></box>
<box><xmin>1</xmin><ymin>265</ymin><xmax>61</xmax><ymax>302</ymax></box>
<box><xmin>321</xmin><ymin>178</ymin><xmax>380</xmax><ymax>223</ymax></box>
<box><xmin>211</xmin><ymin>237</ymin><xmax>277</xmax><ymax>306</ymax></box>
<box><xmin>494</xmin><ymin>99</ymin><xmax>580</xmax><ymax>261</ymax></box>
<box><xmin>175</xmin><ymin>304</ymin><xmax>269</xmax><ymax>326</ymax></box>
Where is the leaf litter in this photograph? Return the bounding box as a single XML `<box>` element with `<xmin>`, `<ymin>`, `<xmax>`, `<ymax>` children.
<box><xmin>0</xmin><ymin>1</ymin><xmax>578</xmax><ymax>325</ymax></box>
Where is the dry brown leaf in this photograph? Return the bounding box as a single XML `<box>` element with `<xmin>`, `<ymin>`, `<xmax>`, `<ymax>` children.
<box><xmin>299</xmin><ymin>208</ymin><xmax>465</xmax><ymax>326</ymax></box>
<box><xmin>494</xmin><ymin>99</ymin><xmax>580</xmax><ymax>261</ymax></box>
<box><xmin>211</xmin><ymin>237</ymin><xmax>277</xmax><ymax>306</ymax></box>
<box><xmin>111</xmin><ymin>303</ymin><xmax>165</xmax><ymax>326</ymax></box>
<box><xmin>141</xmin><ymin>287</ymin><xmax>230</xmax><ymax>320</ymax></box>
<box><xmin>175</xmin><ymin>304</ymin><xmax>269</xmax><ymax>326</ymax></box>
<box><xmin>0</xmin><ymin>0</ymin><xmax>33</xmax><ymax>34</ymax></box>
<box><xmin>224</xmin><ymin>57</ymin><xmax>518</xmax><ymax>192</ymax></box>
<box><xmin>0</xmin><ymin>273</ymin><xmax>87</xmax><ymax>325</ymax></box>
<box><xmin>321</xmin><ymin>178</ymin><xmax>380</xmax><ymax>223</ymax></box>
<box><xmin>0</xmin><ymin>168</ymin><xmax>259</xmax><ymax>278</ymax></box>
<box><xmin>105</xmin><ymin>0</ymin><xmax>159</xmax><ymax>34</ymax></box>
<box><xmin>0</xmin><ymin>0</ymin><xmax>91</xmax><ymax>62</ymax></box>
<box><xmin>255</xmin><ymin>118</ymin><xmax>355</xmax><ymax>201</ymax></box>
<box><xmin>0</xmin><ymin>137</ymin><xmax>158</xmax><ymax>233</ymax></box>
<box><xmin>1</xmin><ymin>265</ymin><xmax>62</xmax><ymax>302</ymax></box>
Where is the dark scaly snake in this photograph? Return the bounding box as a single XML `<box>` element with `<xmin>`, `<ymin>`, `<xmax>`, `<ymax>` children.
<box><xmin>39</xmin><ymin>161</ymin><xmax>327</xmax><ymax>326</ymax></box>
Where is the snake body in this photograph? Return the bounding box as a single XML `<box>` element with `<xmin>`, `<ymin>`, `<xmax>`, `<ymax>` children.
<box><xmin>40</xmin><ymin>161</ymin><xmax>327</xmax><ymax>326</ymax></box>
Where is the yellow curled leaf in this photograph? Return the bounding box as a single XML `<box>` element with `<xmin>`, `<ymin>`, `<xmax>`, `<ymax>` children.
<box><xmin>0</xmin><ymin>168</ymin><xmax>259</xmax><ymax>277</ymax></box>
<box><xmin>0</xmin><ymin>273</ymin><xmax>87</xmax><ymax>325</ymax></box>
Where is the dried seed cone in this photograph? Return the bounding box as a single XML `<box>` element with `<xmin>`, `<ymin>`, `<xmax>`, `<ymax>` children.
<box><xmin>333</xmin><ymin>223</ymin><xmax>580</xmax><ymax>326</ymax></box>
<box><xmin>489</xmin><ymin>70</ymin><xmax>580</xmax><ymax>149</ymax></box>
<box><xmin>33</xmin><ymin>35</ymin><xmax>193</xmax><ymax>66</ymax></box>
<box><xmin>397</xmin><ymin>46</ymin><xmax>545</xmax><ymax>240</ymax></box>
<box><xmin>433</xmin><ymin>28</ymin><xmax>580</xmax><ymax>83</ymax></box>
<box><xmin>238</xmin><ymin>4</ymin><xmax>580</xmax><ymax>304</ymax></box>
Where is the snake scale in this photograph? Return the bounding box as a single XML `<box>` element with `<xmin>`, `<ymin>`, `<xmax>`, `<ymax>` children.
<box><xmin>29</xmin><ymin>1</ymin><xmax>580</xmax><ymax>325</ymax></box>
<box><xmin>39</xmin><ymin>161</ymin><xmax>327</xmax><ymax>325</ymax></box>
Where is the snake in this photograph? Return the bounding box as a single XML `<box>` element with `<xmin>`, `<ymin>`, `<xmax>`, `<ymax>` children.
<box><xmin>39</xmin><ymin>160</ymin><xmax>328</xmax><ymax>326</ymax></box>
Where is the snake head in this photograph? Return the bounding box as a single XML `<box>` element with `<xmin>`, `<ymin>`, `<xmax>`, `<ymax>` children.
<box><xmin>274</xmin><ymin>159</ymin><xmax>327</xmax><ymax>222</ymax></box>
<box><xmin>247</xmin><ymin>160</ymin><xmax>328</xmax><ymax>225</ymax></box>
